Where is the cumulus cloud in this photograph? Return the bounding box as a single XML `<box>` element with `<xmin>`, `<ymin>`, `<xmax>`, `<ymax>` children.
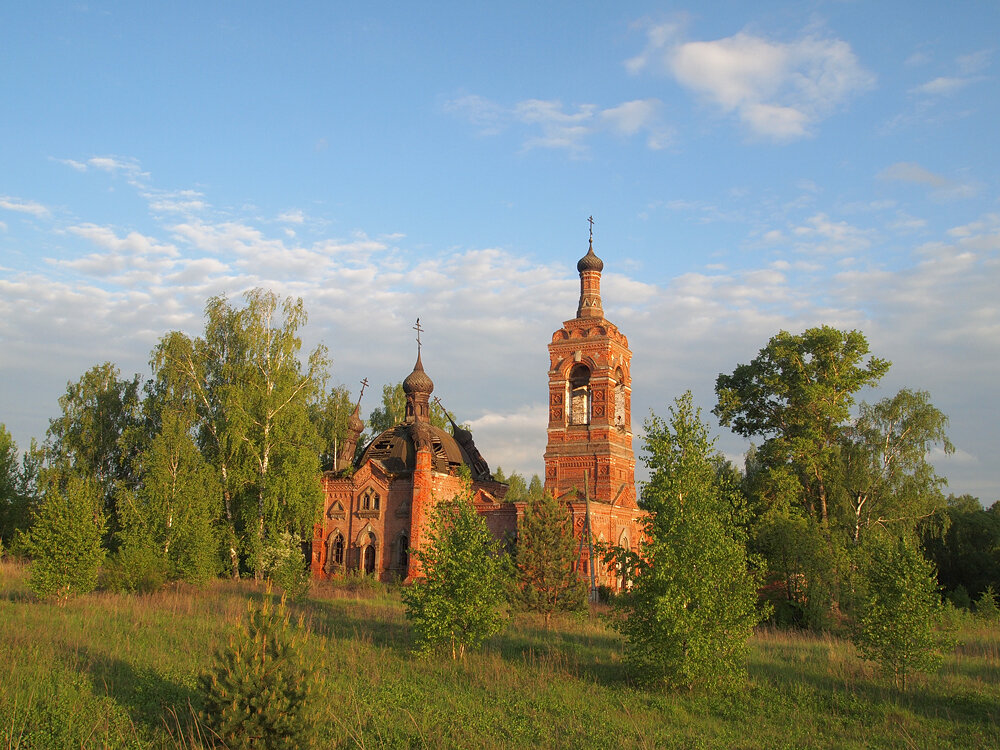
<box><xmin>2</xmin><ymin>157</ymin><xmax>998</xmax><ymax>499</ymax></box>
<box><xmin>628</xmin><ymin>24</ymin><xmax>875</xmax><ymax>140</ymax></box>
<box><xmin>444</xmin><ymin>94</ymin><xmax>670</xmax><ymax>153</ymax></box>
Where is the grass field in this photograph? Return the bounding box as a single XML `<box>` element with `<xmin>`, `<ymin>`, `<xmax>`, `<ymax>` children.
<box><xmin>1</xmin><ymin>559</ymin><xmax>998</xmax><ymax>749</ymax></box>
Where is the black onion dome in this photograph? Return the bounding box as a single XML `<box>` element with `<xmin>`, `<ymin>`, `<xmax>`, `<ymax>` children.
<box><xmin>577</xmin><ymin>241</ymin><xmax>604</xmax><ymax>273</ymax></box>
<box><xmin>402</xmin><ymin>352</ymin><xmax>434</xmax><ymax>395</ymax></box>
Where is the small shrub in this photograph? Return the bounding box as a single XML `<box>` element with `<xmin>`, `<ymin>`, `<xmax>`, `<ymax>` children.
<box><xmin>975</xmin><ymin>585</ymin><xmax>1000</xmax><ymax>622</ymax></box>
<box><xmin>23</xmin><ymin>475</ymin><xmax>105</xmax><ymax>604</ymax></box>
<box><xmin>948</xmin><ymin>584</ymin><xmax>972</xmax><ymax>610</ymax></box>
<box><xmin>101</xmin><ymin>542</ymin><xmax>169</xmax><ymax>594</ymax></box>
<box><xmin>852</xmin><ymin>535</ymin><xmax>953</xmax><ymax>690</ymax></box>
<box><xmin>198</xmin><ymin>587</ymin><xmax>320</xmax><ymax>749</ymax></box>
<box><xmin>260</xmin><ymin>532</ymin><xmax>310</xmax><ymax>601</ymax></box>
<box><xmin>403</xmin><ymin>493</ymin><xmax>513</xmax><ymax>659</ymax></box>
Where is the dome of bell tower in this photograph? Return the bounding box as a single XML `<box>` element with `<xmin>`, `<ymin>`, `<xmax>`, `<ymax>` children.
<box><xmin>577</xmin><ymin>240</ymin><xmax>604</xmax><ymax>272</ymax></box>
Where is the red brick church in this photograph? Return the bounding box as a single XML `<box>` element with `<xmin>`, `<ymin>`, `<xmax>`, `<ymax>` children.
<box><xmin>310</xmin><ymin>235</ymin><xmax>645</xmax><ymax>587</ymax></box>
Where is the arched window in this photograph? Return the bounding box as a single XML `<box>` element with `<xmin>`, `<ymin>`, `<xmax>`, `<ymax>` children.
<box><xmin>569</xmin><ymin>364</ymin><xmax>591</xmax><ymax>425</ymax></box>
<box><xmin>361</xmin><ymin>488</ymin><xmax>381</xmax><ymax>512</ymax></box>
<box><xmin>398</xmin><ymin>533</ymin><xmax>409</xmax><ymax>571</ymax></box>
<box><xmin>363</xmin><ymin>531</ymin><xmax>377</xmax><ymax>575</ymax></box>
<box><xmin>325</xmin><ymin>532</ymin><xmax>345</xmax><ymax>573</ymax></box>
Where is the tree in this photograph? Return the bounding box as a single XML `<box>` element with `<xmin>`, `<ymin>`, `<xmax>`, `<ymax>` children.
<box><xmin>840</xmin><ymin>389</ymin><xmax>953</xmax><ymax>544</ymax></box>
<box><xmin>115</xmin><ymin>410</ymin><xmax>220</xmax><ymax>587</ymax></box>
<box><xmin>308</xmin><ymin>384</ymin><xmax>355</xmax><ymax>471</ymax></box>
<box><xmin>233</xmin><ymin>290</ymin><xmax>326</xmax><ymax>573</ymax></box>
<box><xmin>923</xmin><ymin>495</ymin><xmax>1000</xmax><ymax>601</ymax></box>
<box><xmin>515</xmin><ymin>491</ymin><xmax>587</xmax><ymax>625</ymax></box>
<box><xmin>152</xmin><ymin>304</ymin><xmax>248</xmax><ymax>577</ymax></box>
<box><xmin>199</xmin><ymin>588</ymin><xmax>320</xmax><ymax>748</ymax></box>
<box><xmin>715</xmin><ymin>326</ymin><xmax>890</xmax><ymax>526</ymax></box>
<box><xmin>851</xmin><ymin>534</ymin><xmax>951</xmax><ymax>690</ymax></box>
<box><xmin>366</xmin><ymin>381</ymin><xmax>452</xmax><ymax>437</ymax></box>
<box><xmin>45</xmin><ymin>363</ymin><xmax>144</xmax><ymax>532</ymax></box>
<box><xmin>608</xmin><ymin>393</ymin><xmax>764</xmax><ymax>690</ymax></box>
<box><xmin>23</xmin><ymin>475</ymin><xmax>105</xmax><ymax>603</ymax></box>
<box><xmin>153</xmin><ymin>290</ymin><xmax>329</xmax><ymax>576</ymax></box>
<box><xmin>402</xmin><ymin>491</ymin><xmax>512</xmax><ymax>659</ymax></box>
<box><xmin>0</xmin><ymin>425</ymin><xmax>21</xmax><ymax>547</ymax></box>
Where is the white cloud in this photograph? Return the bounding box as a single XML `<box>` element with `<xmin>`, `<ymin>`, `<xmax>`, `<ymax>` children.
<box><xmin>629</xmin><ymin>25</ymin><xmax>875</xmax><ymax>140</ymax></box>
<box><xmin>0</xmin><ymin>196</ymin><xmax>50</xmax><ymax>218</ymax></box>
<box><xmin>878</xmin><ymin>162</ymin><xmax>979</xmax><ymax>201</ymax></box>
<box><xmin>3</xmin><ymin>160</ymin><xmax>999</xmax><ymax>504</ymax></box>
<box><xmin>278</xmin><ymin>210</ymin><xmax>306</xmax><ymax>224</ymax></box>
<box><xmin>911</xmin><ymin>76</ymin><xmax>973</xmax><ymax>96</ymax></box>
<box><xmin>444</xmin><ymin>94</ymin><xmax>669</xmax><ymax>153</ymax></box>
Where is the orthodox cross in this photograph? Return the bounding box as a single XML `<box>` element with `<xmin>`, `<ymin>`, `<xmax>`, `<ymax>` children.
<box><xmin>413</xmin><ymin>317</ymin><xmax>424</xmax><ymax>353</ymax></box>
<box><xmin>588</xmin><ymin>215</ymin><xmax>594</xmax><ymax>242</ymax></box>
<box><xmin>358</xmin><ymin>377</ymin><xmax>369</xmax><ymax>401</ymax></box>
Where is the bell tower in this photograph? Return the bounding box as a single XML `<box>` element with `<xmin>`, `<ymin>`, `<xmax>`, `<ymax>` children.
<box><xmin>543</xmin><ymin>231</ymin><xmax>636</xmax><ymax>509</ymax></box>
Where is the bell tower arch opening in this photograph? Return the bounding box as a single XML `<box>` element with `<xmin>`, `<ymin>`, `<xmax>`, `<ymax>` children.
<box><xmin>568</xmin><ymin>363</ymin><xmax>592</xmax><ymax>425</ymax></box>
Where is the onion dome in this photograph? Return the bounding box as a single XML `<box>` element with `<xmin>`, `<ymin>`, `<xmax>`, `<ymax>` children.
<box><xmin>577</xmin><ymin>241</ymin><xmax>604</xmax><ymax>273</ymax></box>
<box><xmin>347</xmin><ymin>403</ymin><xmax>364</xmax><ymax>434</ymax></box>
<box><xmin>402</xmin><ymin>351</ymin><xmax>434</xmax><ymax>396</ymax></box>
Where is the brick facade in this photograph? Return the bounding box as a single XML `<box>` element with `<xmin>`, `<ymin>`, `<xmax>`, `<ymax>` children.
<box><xmin>312</xmin><ymin>237</ymin><xmax>645</xmax><ymax>587</ymax></box>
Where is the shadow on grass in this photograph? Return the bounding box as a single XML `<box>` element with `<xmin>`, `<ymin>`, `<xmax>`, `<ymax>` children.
<box><xmin>63</xmin><ymin>644</ymin><xmax>199</xmax><ymax>738</ymax></box>
<box><xmin>753</xmin><ymin>654</ymin><xmax>1000</xmax><ymax>736</ymax></box>
<box><xmin>300</xmin><ymin>596</ymin><xmax>412</xmax><ymax>654</ymax></box>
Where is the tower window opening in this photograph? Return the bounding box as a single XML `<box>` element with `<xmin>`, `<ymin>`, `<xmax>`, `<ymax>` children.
<box><xmin>569</xmin><ymin>364</ymin><xmax>591</xmax><ymax>425</ymax></box>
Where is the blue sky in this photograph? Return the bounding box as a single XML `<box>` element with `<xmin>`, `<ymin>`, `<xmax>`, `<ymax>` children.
<box><xmin>2</xmin><ymin>2</ymin><xmax>998</xmax><ymax>501</ymax></box>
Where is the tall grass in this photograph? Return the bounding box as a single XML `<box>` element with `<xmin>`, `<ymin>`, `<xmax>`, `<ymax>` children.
<box><xmin>1</xmin><ymin>559</ymin><xmax>997</xmax><ymax>749</ymax></box>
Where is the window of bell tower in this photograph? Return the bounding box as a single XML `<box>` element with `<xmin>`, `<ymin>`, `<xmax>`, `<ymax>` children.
<box><xmin>569</xmin><ymin>364</ymin><xmax>591</xmax><ymax>425</ymax></box>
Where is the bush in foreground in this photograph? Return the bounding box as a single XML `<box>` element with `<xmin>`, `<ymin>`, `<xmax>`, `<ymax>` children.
<box><xmin>23</xmin><ymin>475</ymin><xmax>105</xmax><ymax>603</ymax></box>
<box><xmin>403</xmin><ymin>491</ymin><xmax>513</xmax><ymax>659</ymax></box>
<box><xmin>608</xmin><ymin>393</ymin><xmax>764</xmax><ymax>691</ymax></box>
<box><xmin>852</xmin><ymin>535</ymin><xmax>953</xmax><ymax>690</ymax></box>
<box><xmin>199</xmin><ymin>587</ymin><xmax>320</xmax><ymax>749</ymax></box>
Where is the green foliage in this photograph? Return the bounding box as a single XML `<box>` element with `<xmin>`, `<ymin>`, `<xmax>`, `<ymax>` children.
<box><xmin>260</xmin><ymin>531</ymin><xmax>311</xmax><ymax>601</ymax></box>
<box><xmin>308</xmin><ymin>384</ymin><xmax>356</xmax><ymax>471</ymax></box>
<box><xmin>609</xmin><ymin>393</ymin><xmax>764</xmax><ymax>690</ymax></box>
<box><xmin>753</xmin><ymin>506</ymin><xmax>836</xmax><ymax>629</ymax></box>
<box><xmin>851</xmin><ymin>535</ymin><xmax>952</xmax><ymax>689</ymax></box>
<box><xmin>974</xmin><ymin>585</ymin><xmax>1000</xmax><ymax>622</ymax></box>
<box><xmin>403</xmin><ymin>492</ymin><xmax>513</xmax><ymax>659</ymax></box>
<box><xmin>23</xmin><ymin>475</ymin><xmax>106</xmax><ymax>603</ymax></box>
<box><xmin>840</xmin><ymin>389</ymin><xmax>953</xmax><ymax>544</ymax></box>
<box><xmin>101</xmin><ymin>540</ymin><xmax>169</xmax><ymax>594</ymax></box>
<box><xmin>199</xmin><ymin>588</ymin><xmax>320</xmax><ymax>749</ymax></box>
<box><xmin>715</xmin><ymin>325</ymin><xmax>890</xmax><ymax>527</ymax></box>
<box><xmin>45</xmin><ymin>362</ymin><xmax>145</xmax><ymax>529</ymax></box>
<box><xmin>515</xmin><ymin>491</ymin><xmax>587</xmax><ymax>624</ymax></box>
<box><xmin>923</xmin><ymin>494</ymin><xmax>1000</xmax><ymax>604</ymax></box>
<box><xmin>116</xmin><ymin>409</ymin><xmax>221</xmax><ymax>587</ymax></box>
<box><xmin>0</xmin><ymin>424</ymin><xmax>21</xmax><ymax>546</ymax></box>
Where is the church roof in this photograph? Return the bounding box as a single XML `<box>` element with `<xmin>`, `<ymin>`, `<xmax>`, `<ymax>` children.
<box><xmin>358</xmin><ymin>422</ymin><xmax>477</xmax><ymax>477</ymax></box>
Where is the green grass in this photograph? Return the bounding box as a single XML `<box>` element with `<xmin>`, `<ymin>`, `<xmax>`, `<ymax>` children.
<box><xmin>1</xmin><ymin>559</ymin><xmax>998</xmax><ymax>749</ymax></box>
